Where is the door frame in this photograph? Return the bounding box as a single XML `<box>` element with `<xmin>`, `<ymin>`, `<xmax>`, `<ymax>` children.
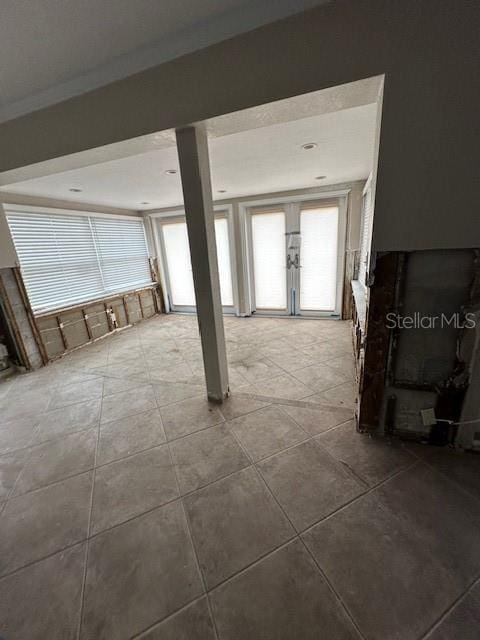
<box><xmin>149</xmin><ymin>205</ymin><xmax>239</xmax><ymax>315</ymax></box>
<box><xmin>240</xmin><ymin>190</ymin><xmax>349</xmax><ymax>318</ymax></box>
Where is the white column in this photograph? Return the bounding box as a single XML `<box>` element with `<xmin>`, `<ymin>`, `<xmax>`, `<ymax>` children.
<box><xmin>175</xmin><ymin>125</ymin><xmax>229</xmax><ymax>402</ymax></box>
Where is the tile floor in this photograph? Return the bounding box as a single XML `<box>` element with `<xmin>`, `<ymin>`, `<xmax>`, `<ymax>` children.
<box><xmin>0</xmin><ymin>314</ymin><xmax>479</xmax><ymax>639</ymax></box>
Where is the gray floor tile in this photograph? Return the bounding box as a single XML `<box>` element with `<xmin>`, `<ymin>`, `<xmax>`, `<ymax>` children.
<box><xmin>140</xmin><ymin>597</ymin><xmax>216</xmax><ymax>640</ymax></box>
<box><xmin>100</xmin><ymin>384</ymin><xmax>156</xmax><ymax>424</ymax></box>
<box><xmin>81</xmin><ymin>501</ymin><xmax>203</xmax><ymax>640</ymax></box>
<box><xmin>91</xmin><ymin>445</ymin><xmax>178</xmax><ymax>534</ymax></box>
<box><xmin>0</xmin><ymin>543</ymin><xmax>86</xmax><ymax>640</ymax></box>
<box><xmin>253</xmin><ymin>373</ymin><xmax>313</xmax><ymax>401</ymax></box>
<box><xmin>408</xmin><ymin>442</ymin><xmax>480</xmax><ymax>499</ymax></box>
<box><xmin>375</xmin><ymin>463</ymin><xmax>480</xmax><ymax>589</ymax></box>
<box><xmin>0</xmin><ymin>471</ymin><xmax>92</xmax><ymax>576</ymax></box>
<box><xmin>211</xmin><ymin>539</ymin><xmax>360</xmax><ymax>640</ymax></box>
<box><xmin>184</xmin><ymin>467</ymin><xmax>294</xmax><ymax>588</ymax></box>
<box><xmin>153</xmin><ymin>380</ymin><xmax>204</xmax><ymax>407</ymax></box>
<box><xmin>231</xmin><ymin>357</ymin><xmax>284</xmax><ymax>383</ymax></box>
<box><xmin>258</xmin><ymin>440</ymin><xmax>364</xmax><ymax>531</ymax></box>
<box><xmin>170</xmin><ymin>424</ymin><xmax>250</xmax><ymax>494</ymax></box>
<box><xmin>160</xmin><ymin>396</ymin><xmax>224</xmax><ymax>441</ymax></box>
<box><xmin>0</xmin><ymin>447</ymin><xmax>30</xmax><ymax>500</ymax></box>
<box><xmin>309</xmin><ymin>381</ymin><xmax>356</xmax><ymax>409</ymax></box>
<box><xmin>426</xmin><ymin>581</ymin><xmax>480</xmax><ymax>640</ymax></box>
<box><xmin>228</xmin><ymin>406</ymin><xmax>307</xmax><ymax>462</ymax></box>
<box><xmin>303</xmin><ymin>492</ymin><xmax>464</xmax><ymax>640</ymax></box>
<box><xmin>13</xmin><ymin>428</ymin><xmax>97</xmax><ymax>496</ymax></box>
<box><xmin>48</xmin><ymin>378</ymin><xmax>104</xmax><ymax>410</ymax></box>
<box><xmin>33</xmin><ymin>399</ymin><xmax>101</xmax><ymax>443</ymax></box>
<box><xmin>0</xmin><ymin>388</ymin><xmax>52</xmax><ymax>421</ymax></box>
<box><xmin>0</xmin><ymin>414</ymin><xmax>39</xmax><ymax>454</ymax></box>
<box><xmin>280</xmin><ymin>402</ymin><xmax>353</xmax><ymax>436</ymax></box>
<box><xmin>102</xmin><ymin>376</ymin><xmax>151</xmax><ymax>397</ymax></box>
<box><xmin>218</xmin><ymin>391</ymin><xmax>271</xmax><ymax>420</ymax></box>
<box><xmin>293</xmin><ymin>363</ymin><xmax>348</xmax><ymax>393</ymax></box>
<box><xmin>97</xmin><ymin>408</ymin><xmax>166</xmax><ymax>465</ymax></box>
<box><xmin>316</xmin><ymin>420</ymin><xmax>415</xmax><ymax>486</ymax></box>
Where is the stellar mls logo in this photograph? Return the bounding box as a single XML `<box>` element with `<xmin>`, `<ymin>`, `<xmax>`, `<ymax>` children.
<box><xmin>385</xmin><ymin>312</ymin><xmax>476</xmax><ymax>330</ymax></box>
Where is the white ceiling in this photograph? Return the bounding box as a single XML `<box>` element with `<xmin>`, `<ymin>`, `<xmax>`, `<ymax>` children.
<box><xmin>0</xmin><ymin>0</ymin><xmax>328</xmax><ymax>123</ymax></box>
<box><xmin>0</xmin><ymin>100</ymin><xmax>379</xmax><ymax>210</ymax></box>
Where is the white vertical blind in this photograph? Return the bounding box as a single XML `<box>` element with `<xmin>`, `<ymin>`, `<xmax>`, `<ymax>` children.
<box><xmin>300</xmin><ymin>206</ymin><xmax>338</xmax><ymax>311</ymax></box>
<box><xmin>358</xmin><ymin>182</ymin><xmax>373</xmax><ymax>287</ymax></box>
<box><xmin>162</xmin><ymin>221</ymin><xmax>196</xmax><ymax>307</ymax></box>
<box><xmin>6</xmin><ymin>209</ymin><xmax>152</xmax><ymax>313</ymax></box>
<box><xmin>162</xmin><ymin>217</ymin><xmax>234</xmax><ymax>307</ymax></box>
<box><xmin>251</xmin><ymin>210</ymin><xmax>286</xmax><ymax>309</ymax></box>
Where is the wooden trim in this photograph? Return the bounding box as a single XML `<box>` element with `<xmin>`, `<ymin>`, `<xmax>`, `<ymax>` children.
<box><xmin>12</xmin><ymin>267</ymin><xmax>49</xmax><ymax>365</ymax></box>
<box><xmin>123</xmin><ymin>296</ymin><xmax>130</xmax><ymax>325</ymax></box>
<box><xmin>82</xmin><ymin>308</ymin><xmax>94</xmax><ymax>341</ymax></box>
<box><xmin>0</xmin><ymin>273</ymin><xmax>31</xmax><ymax>369</ymax></box>
<box><xmin>358</xmin><ymin>252</ymin><xmax>401</xmax><ymax>433</ymax></box>
<box><xmin>55</xmin><ymin>316</ymin><xmax>68</xmax><ymax>350</ymax></box>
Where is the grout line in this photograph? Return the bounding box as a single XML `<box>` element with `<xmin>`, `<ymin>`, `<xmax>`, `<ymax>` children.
<box><xmin>164</xmin><ymin>433</ymin><xmax>221</xmax><ymax>640</ymax></box>
<box><xmin>76</xmin><ymin>414</ymin><xmax>101</xmax><ymax>640</ymax></box>
<box><xmin>130</xmin><ymin>594</ymin><xmax>210</xmax><ymax>639</ymax></box>
<box><xmin>419</xmin><ymin>574</ymin><xmax>480</xmax><ymax>639</ymax></box>
<box><xmin>248</xmin><ymin>453</ymin><xmax>369</xmax><ymax>640</ymax></box>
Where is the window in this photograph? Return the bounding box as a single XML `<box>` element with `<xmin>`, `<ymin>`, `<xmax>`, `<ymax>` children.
<box><xmin>300</xmin><ymin>205</ymin><xmax>339</xmax><ymax>311</ymax></box>
<box><xmin>6</xmin><ymin>207</ymin><xmax>153</xmax><ymax>313</ymax></box>
<box><xmin>358</xmin><ymin>176</ymin><xmax>374</xmax><ymax>288</ymax></box>
<box><xmin>160</xmin><ymin>216</ymin><xmax>234</xmax><ymax>308</ymax></box>
<box><xmin>251</xmin><ymin>210</ymin><xmax>287</xmax><ymax>310</ymax></box>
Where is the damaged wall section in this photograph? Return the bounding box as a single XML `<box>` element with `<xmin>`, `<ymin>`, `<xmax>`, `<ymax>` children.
<box><xmin>358</xmin><ymin>248</ymin><xmax>480</xmax><ymax>450</ymax></box>
<box><xmin>35</xmin><ymin>285</ymin><xmax>163</xmax><ymax>361</ymax></box>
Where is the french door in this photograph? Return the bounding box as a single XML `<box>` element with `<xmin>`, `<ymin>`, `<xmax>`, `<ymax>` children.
<box><xmin>247</xmin><ymin>200</ymin><xmax>344</xmax><ymax>317</ymax></box>
<box><xmin>158</xmin><ymin>212</ymin><xmax>235</xmax><ymax>312</ymax></box>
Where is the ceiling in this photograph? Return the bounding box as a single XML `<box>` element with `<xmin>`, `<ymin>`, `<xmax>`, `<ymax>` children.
<box><xmin>0</xmin><ymin>0</ymin><xmax>328</xmax><ymax>123</ymax></box>
<box><xmin>0</xmin><ymin>99</ymin><xmax>379</xmax><ymax>210</ymax></box>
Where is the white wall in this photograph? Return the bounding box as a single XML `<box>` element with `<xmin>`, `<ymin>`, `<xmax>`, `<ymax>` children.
<box><xmin>0</xmin><ymin>1</ymin><xmax>477</xmax><ymax>252</ymax></box>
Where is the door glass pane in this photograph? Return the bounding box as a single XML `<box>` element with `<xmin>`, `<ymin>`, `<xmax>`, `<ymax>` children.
<box><xmin>163</xmin><ymin>218</ymin><xmax>234</xmax><ymax>308</ymax></box>
<box><xmin>300</xmin><ymin>206</ymin><xmax>339</xmax><ymax>311</ymax></box>
<box><xmin>251</xmin><ymin>211</ymin><xmax>286</xmax><ymax>309</ymax></box>
<box><xmin>214</xmin><ymin>217</ymin><xmax>234</xmax><ymax>306</ymax></box>
<box><xmin>162</xmin><ymin>222</ymin><xmax>195</xmax><ymax>306</ymax></box>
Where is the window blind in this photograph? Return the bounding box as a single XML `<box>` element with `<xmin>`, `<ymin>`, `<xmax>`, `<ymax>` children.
<box><xmin>358</xmin><ymin>181</ymin><xmax>373</xmax><ymax>287</ymax></box>
<box><xmin>6</xmin><ymin>208</ymin><xmax>152</xmax><ymax>313</ymax></box>
<box><xmin>251</xmin><ymin>210</ymin><xmax>287</xmax><ymax>310</ymax></box>
<box><xmin>300</xmin><ymin>206</ymin><xmax>339</xmax><ymax>311</ymax></box>
<box><xmin>161</xmin><ymin>217</ymin><xmax>234</xmax><ymax>307</ymax></box>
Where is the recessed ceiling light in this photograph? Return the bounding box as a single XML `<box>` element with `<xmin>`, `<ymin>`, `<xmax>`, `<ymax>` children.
<box><xmin>69</xmin><ymin>188</ymin><xmax>82</xmax><ymax>192</ymax></box>
<box><xmin>315</xmin><ymin>175</ymin><xmax>327</xmax><ymax>180</ymax></box>
<box><xmin>141</xmin><ymin>202</ymin><xmax>150</xmax><ymax>205</ymax></box>
<box><xmin>301</xmin><ymin>142</ymin><xmax>317</xmax><ymax>150</ymax></box>
<box><xmin>218</xmin><ymin>189</ymin><xmax>227</xmax><ymax>193</ymax></box>
<box><xmin>165</xmin><ymin>169</ymin><xmax>177</xmax><ymax>175</ymax></box>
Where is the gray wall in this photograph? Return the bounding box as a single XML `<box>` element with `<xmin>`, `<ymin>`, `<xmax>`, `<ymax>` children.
<box><xmin>0</xmin><ymin>206</ymin><xmax>18</xmax><ymax>268</ymax></box>
<box><xmin>0</xmin><ymin>0</ymin><xmax>478</xmax><ymax>252</ymax></box>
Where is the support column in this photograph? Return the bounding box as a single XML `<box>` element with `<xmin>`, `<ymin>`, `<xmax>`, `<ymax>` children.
<box><xmin>176</xmin><ymin>125</ymin><xmax>229</xmax><ymax>402</ymax></box>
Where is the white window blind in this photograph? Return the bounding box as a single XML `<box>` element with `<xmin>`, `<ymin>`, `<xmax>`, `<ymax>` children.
<box><xmin>162</xmin><ymin>221</ymin><xmax>196</xmax><ymax>307</ymax></box>
<box><xmin>6</xmin><ymin>209</ymin><xmax>152</xmax><ymax>313</ymax></box>
<box><xmin>251</xmin><ymin>210</ymin><xmax>286</xmax><ymax>310</ymax></box>
<box><xmin>161</xmin><ymin>217</ymin><xmax>234</xmax><ymax>307</ymax></box>
<box><xmin>213</xmin><ymin>217</ymin><xmax>234</xmax><ymax>306</ymax></box>
<box><xmin>300</xmin><ymin>206</ymin><xmax>339</xmax><ymax>311</ymax></box>
<box><xmin>358</xmin><ymin>180</ymin><xmax>373</xmax><ymax>287</ymax></box>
